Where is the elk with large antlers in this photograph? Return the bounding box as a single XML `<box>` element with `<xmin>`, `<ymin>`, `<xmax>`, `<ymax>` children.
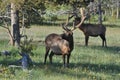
<box><xmin>44</xmin><ymin>27</ymin><xmax>73</xmax><ymax>67</ymax></box>
<box><xmin>72</xmin><ymin>8</ymin><xmax>107</xmax><ymax>47</ymax></box>
<box><xmin>44</xmin><ymin>15</ymin><xmax>85</xmax><ymax>67</ymax></box>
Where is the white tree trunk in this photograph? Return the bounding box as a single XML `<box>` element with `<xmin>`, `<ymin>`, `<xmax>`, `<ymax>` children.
<box><xmin>116</xmin><ymin>0</ymin><xmax>120</xmax><ymax>19</ymax></box>
<box><xmin>11</xmin><ymin>3</ymin><xmax>20</xmax><ymax>47</ymax></box>
<box><xmin>111</xmin><ymin>7</ymin><xmax>114</xmax><ymax>17</ymax></box>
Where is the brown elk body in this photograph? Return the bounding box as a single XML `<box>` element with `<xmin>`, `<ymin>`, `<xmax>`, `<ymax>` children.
<box><xmin>44</xmin><ymin>30</ymin><xmax>74</xmax><ymax>67</ymax></box>
<box><xmin>44</xmin><ymin>8</ymin><xmax>86</xmax><ymax>67</ymax></box>
<box><xmin>74</xmin><ymin>17</ymin><xmax>107</xmax><ymax>47</ymax></box>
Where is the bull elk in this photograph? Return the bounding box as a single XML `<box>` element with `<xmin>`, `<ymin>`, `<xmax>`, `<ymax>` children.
<box><xmin>44</xmin><ymin>15</ymin><xmax>85</xmax><ymax>67</ymax></box>
<box><xmin>44</xmin><ymin>28</ymin><xmax>73</xmax><ymax>67</ymax></box>
<box><xmin>72</xmin><ymin>8</ymin><xmax>107</xmax><ymax>47</ymax></box>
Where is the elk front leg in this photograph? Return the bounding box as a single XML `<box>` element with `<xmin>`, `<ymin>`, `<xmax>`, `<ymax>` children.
<box><xmin>85</xmin><ymin>36</ymin><xmax>89</xmax><ymax>46</ymax></box>
<box><xmin>67</xmin><ymin>53</ymin><xmax>71</xmax><ymax>67</ymax></box>
<box><xmin>62</xmin><ymin>55</ymin><xmax>66</xmax><ymax>67</ymax></box>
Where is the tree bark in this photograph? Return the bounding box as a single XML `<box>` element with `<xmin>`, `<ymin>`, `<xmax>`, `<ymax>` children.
<box><xmin>116</xmin><ymin>0</ymin><xmax>120</xmax><ymax>19</ymax></box>
<box><xmin>111</xmin><ymin>7</ymin><xmax>114</xmax><ymax>17</ymax></box>
<box><xmin>11</xmin><ymin>3</ymin><xmax>20</xmax><ymax>47</ymax></box>
<box><xmin>98</xmin><ymin>0</ymin><xmax>102</xmax><ymax>24</ymax></box>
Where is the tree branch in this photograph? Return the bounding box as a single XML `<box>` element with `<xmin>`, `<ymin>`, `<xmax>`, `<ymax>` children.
<box><xmin>1</xmin><ymin>22</ymin><xmax>14</xmax><ymax>41</ymax></box>
<box><xmin>0</xmin><ymin>16</ymin><xmax>11</xmax><ymax>19</ymax></box>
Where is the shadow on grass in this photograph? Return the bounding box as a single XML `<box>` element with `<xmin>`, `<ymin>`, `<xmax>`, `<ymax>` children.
<box><xmin>0</xmin><ymin>57</ymin><xmax>20</xmax><ymax>66</ymax></box>
<box><xmin>0</xmin><ymin>57</ymin><xmax>120</xmax><ymax>79</ymax></box>
<box><xmin>33</xmin><ymin>62</ymin><xmax>93</xmax><ymax>79</ymax></box>
<box><xmin>89</xmin><ymin>46</ymin><xmax>120</xmax><ymax>54</ymax></box>
<box><xmin>34</xmin><ymin>61</ymin><xmax>120</xmax><ymax>73</ymax></box>
<box><xmin>76</xmin><ymin>43</ymin><xmax>120</xmax><ymax>54</ymax></box>
<box><xmin>33</xmin><ymin>61</ymin><xmax>120</xmax><ymax>79</ymax></box>
<box><xmin>71</xmin><ymin>62</ymin><xmax>120</xmax><ymax>73</ymax></box>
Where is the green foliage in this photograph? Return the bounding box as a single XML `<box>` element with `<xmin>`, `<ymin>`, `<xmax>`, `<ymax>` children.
<box><xmin>43</xmin><ymin>11</ymin><xmax>58</xmax><ymax>21</ymax></box>
<box><xmin>0</xmin><ymin>0</ymin><xmax>91</xmax><ymax>25</ymax></box>
<box><xmin>10</xmin><ymin>47</ymin><xmax>19</xmax><ymax>57</ymax></box>
<box><xmin>19</xmin><ymin>38</ymin><xmax>36</xmax><ymax>56</ymax></box>
<box><xmin>0</xmin><ymin>65</ymin><xmax>15</xmax><ymax>79</ymax></box>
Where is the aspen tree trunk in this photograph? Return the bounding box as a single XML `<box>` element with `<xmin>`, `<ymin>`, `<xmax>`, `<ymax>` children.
<box><xmin>98</xmin><ymin>0</ymin><xmax>102</xmax><ymax>24</ymax></box>
<box><xmin>111</xmin><ymin>7</ymin><xmax>114</xmax><ymax>17</ymax></box>
<box><xmin>11</xmin><ymin>3</ymin><xmax>20</xmax><ymax>47</ymax></box>
<box><xmin>116</xmin><ymin>0</ymin><xmax>120</xmax><ymax>19</ymax></box>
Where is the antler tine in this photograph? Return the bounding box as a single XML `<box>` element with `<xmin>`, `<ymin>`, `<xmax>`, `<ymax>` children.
<box><xmin>62</xmin><ymin>14</ymin><xmax>74</xmax><ymax>31</ymax></box>
<box><xmin>62</xmin><ymin>23</ymin><xmax>69</xmax><ymax>31</ymax></box>
<box><xmin>62</xmin><ymin>15</ymin><xmax>69</xmax><ymax>31</ymax></box>
<box><xmin>71</xmin><ymin>8</ymin><xmax>86</xmax><ymax>31</ymax></box>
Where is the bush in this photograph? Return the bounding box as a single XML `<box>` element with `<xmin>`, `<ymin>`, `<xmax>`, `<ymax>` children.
<box><xmin>19</xmin><ymin>38</ymin><xmax>37</xmax><ymax>56</ymax></box>
<box><xmin>10</xmin><ymin>48</ymin><xmax>19</xmax><ymax>57</ymax></box>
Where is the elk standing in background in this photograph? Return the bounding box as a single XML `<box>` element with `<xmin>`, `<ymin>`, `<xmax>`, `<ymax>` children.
<box><xmin>72</xmin><ymin>8</ymin><xmax>107</xmax><ymax>47</ymax></box>
<box><xmin>44</xmin><ymin>15</ymin><xmax>85</xmax><ymax>67</ymax></box>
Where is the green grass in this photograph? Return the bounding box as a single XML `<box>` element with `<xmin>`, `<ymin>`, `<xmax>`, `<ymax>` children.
<box><xmin>0</xmin><ymin>25</ymin><xmax>120</xmax><ymax>80</ymax></box>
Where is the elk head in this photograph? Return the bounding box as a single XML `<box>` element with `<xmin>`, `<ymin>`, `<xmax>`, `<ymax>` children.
<box><xmin>72</xmin><ymin>8</ymin><xmax>86</xmax><ymax>31</ymax></box>
<box><xmin>61</xmin><ymin>8</ymin><xmax>86</xmax><ymax>33</ymax></box>
<box><xmin>61</xmin><ymin>22</ymin><xmax>74</xmax><ymax>52</ymax></box>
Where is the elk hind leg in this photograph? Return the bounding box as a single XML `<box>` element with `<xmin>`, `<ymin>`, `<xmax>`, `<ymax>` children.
<box><xmin>44</xmin><ymin>47</ymin><xmax>50</xmax><ymax>64</ymax></box>
<box><xmin>49</xmin><ymin>51</ymin><xmax>54</xmax><ymax>64</ymax></box>
<box><xmin>100</xmin><ymin>34</ymin><xmax>107</xmax><ymax>47</ymax></box>
<box><xmin>85</xmin><ymin>36</ymin><xmax>89</xmax><ymax>46</ymax></box>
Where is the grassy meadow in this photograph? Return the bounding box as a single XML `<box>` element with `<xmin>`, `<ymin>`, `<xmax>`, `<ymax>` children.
<box><xmin>0</xmin><ymin>24</ymin><xmax>120</xmax><ymax>80</ymax></box>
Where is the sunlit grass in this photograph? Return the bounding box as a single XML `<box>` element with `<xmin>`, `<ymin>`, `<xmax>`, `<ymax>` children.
<box><xmin>0</xmin><ymin>25</ymin><xmax>120</xmax><ymax>80</ymax></box>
